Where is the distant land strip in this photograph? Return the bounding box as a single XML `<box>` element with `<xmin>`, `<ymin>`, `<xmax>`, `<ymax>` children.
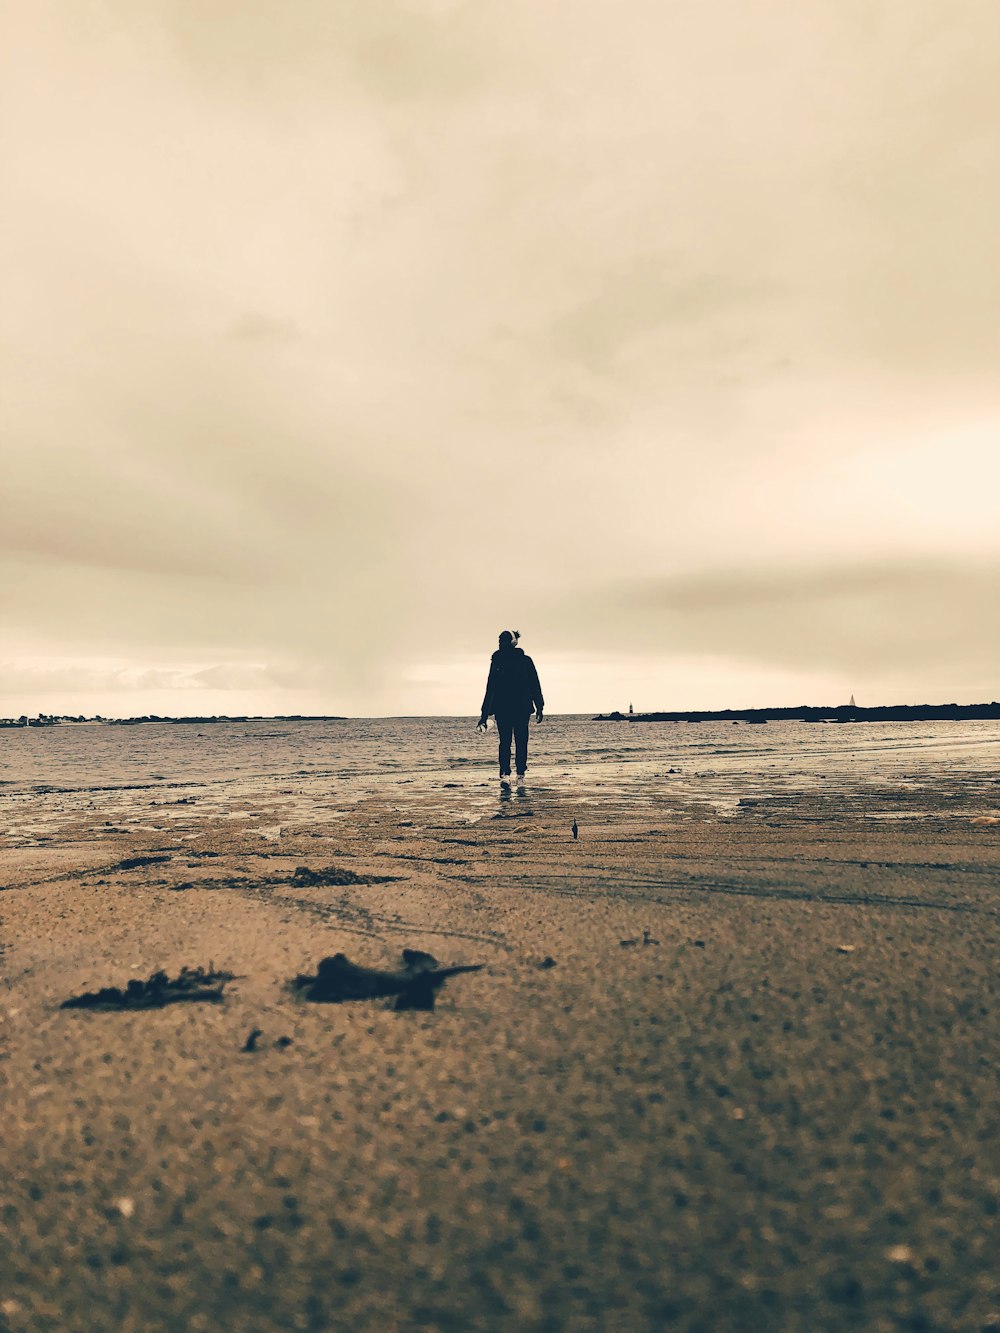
<box><xmin>594</xmin><ymin>704</ymin><xmax>1000</xmax><ymax>723</ymax></box>
<box><xmin>4</xmin><ymin>705</ymin><xmax>1000</xmax><ymax>729</ymax></box>
<box><xmin>0</xmin><ymin>714</ymin><xmax>349</xmax><ymax>728</ymax></box>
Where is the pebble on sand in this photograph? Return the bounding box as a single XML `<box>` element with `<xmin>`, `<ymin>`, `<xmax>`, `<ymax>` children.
<box><xmin>885</xmin><ymin>1244</ymin><xmax>916</xmax><ymax>1264</ymax></box>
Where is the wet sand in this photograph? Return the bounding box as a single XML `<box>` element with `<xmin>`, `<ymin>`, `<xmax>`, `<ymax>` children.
<box><xmin>1</xmin><ymin>773</ymin><xmax>999</xmax><ymax>1331</ymax></box>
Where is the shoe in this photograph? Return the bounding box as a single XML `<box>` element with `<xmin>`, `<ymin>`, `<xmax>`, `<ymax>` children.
<box><xmin>516</xmin><ymin>772</ymin><xmax>526</xmax><ymax>781</ymax></box>
<box><xmin>500</xmin><ymin>776</ymin><xmax>511</xmax><ymax>789</ymax></box>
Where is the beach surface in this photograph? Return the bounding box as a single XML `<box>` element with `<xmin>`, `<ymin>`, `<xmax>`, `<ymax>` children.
<box><xmin>2</xmin><ymin>721</ymin><xmax>999</xmax><ymax>1331</ymax></box>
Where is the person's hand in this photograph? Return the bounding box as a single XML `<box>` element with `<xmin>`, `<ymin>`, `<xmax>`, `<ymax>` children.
<box><xmin>476</xmin><ymin>719</ymin><xmax>488</xmax><ymax>734</ymax></box>
<box><xmin>535</xmin><ymin>709</ymin><xmax>544</xmax><ymax>724</ymax></box>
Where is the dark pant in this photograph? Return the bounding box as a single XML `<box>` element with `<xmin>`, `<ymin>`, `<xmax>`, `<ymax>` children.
<box><xmin>496</xmin><ymin>713</ymin><xmax>530</xmax><ymax>777</ymax></box>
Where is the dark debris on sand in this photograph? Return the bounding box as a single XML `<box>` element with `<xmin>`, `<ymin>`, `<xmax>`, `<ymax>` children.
<box><xmin>112</xmin><ymin>854</ymin><xmax>171</xmax><ymax>872</ymax></box>
<box><xmin>61</xmin><ymin>966</ymin><xmax>233</xmax><ymax>1011</ymax></box>
<box><xmin>292</xmin><ymin>949</ymin><xmax>484</xmax><ymax>1012</ymax></box>
<box><xmin>620</xmin><ymin>928</ymin><xmax>659</xmax><ymax>947</ymax></box>
<box><xmin>290</xmin><ymin>865</ymin><xmax>403</xmax><ymax>887</ymax></box>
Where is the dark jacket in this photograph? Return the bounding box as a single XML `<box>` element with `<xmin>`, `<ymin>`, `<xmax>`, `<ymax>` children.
<box><xmin>481</xmin><ymin>646</ymin><xmax>544</xmax><ymax>720</ymax></box>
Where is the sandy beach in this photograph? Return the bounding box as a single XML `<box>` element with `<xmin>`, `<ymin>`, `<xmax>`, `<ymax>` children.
<box><xmin>2</xmin><ymin>744</ymin><xmax>999</xmax><ymax>1332</ymax></box>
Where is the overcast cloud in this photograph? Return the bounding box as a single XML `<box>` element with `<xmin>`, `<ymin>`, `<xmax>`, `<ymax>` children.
<box><xmin>2</xmin><ymin>1</ymin><xmax>998</xmax><ymax>715</ymax></box>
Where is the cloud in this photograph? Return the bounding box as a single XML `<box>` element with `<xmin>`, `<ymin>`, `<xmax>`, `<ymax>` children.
<box><xmin>226</xmin><ymin>311</ymin><xmax>300</xmax><ymax>344</ymax></box>
<box><xmin>543</xmin><ymin>560</ymin><xmax>1000</xmax><ymax>680</ymax></box>
<box><xmin>0</xmin><ymin>657</ymin><xmax>293</xmax><ymax>696</ymax></box>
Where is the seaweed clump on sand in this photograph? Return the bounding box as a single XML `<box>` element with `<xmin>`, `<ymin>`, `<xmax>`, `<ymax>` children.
<box><xmin>61</xmin><ymin>965</ymin><xmax>233</xmax><ymax>1011</ymax></box>
<box><xmin>293</xmin><ymin>949</ymin><xmax>483</xmax><ymax>1012</ymax></box>
<box><xmin>291</xmin><ymin>865</ymin><xmax>402</xmax><ymax>887</ymax></box>
<box><xmin>113</xmin><ymin>854</ymin><xmax>171</xmax><ymax>871</ymax></box>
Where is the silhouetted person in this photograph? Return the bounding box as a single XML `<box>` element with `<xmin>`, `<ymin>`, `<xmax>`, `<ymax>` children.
<box><xmin>478</xmin><ymin>630</ymin><xmax>544</xmax><ymax>786</ymax></box>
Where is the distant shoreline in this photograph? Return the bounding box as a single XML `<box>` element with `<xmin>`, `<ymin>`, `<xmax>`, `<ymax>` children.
<box><xmin>3</xmin><ymin>704</ymin><xmax>1000</xmax><ymax>729</ymax></box>
<box><xmin>0</xmin><ymin>714</ymin><xmax>350</xmax><ymax>728</ymax></box>
<box><xmin>594</xmin><ymin>703</ymin><xmax>1000</xmax><ymax>723</ymax></box>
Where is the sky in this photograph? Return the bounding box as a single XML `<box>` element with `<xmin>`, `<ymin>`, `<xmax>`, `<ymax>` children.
<box><xmin>2</xmin><ymin>0</ymin><xmax>999</xmax><ymax>717</ymax></box>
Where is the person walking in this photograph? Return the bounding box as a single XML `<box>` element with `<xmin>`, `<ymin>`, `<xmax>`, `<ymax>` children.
<box><xmin>478</xmin><ymin>630</ymin><xmax>544</xmax><ymax>787</ymax></box>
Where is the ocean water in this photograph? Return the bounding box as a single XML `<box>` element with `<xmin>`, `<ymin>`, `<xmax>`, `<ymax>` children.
<box><xmin>2</xmin><ymin>717</ymin><xmax>999</xmax><ymax>845</ymax></box>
